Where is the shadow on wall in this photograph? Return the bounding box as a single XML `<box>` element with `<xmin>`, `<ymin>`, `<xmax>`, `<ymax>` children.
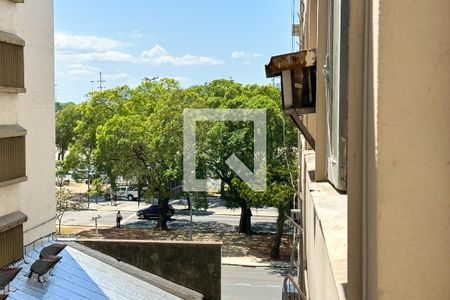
<box><xmin>77</xmin><ymin>239</ymin><xmax>222</xmax><ymax>300</ymax></box>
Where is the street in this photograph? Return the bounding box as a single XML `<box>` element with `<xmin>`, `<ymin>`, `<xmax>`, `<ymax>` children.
<box><xmin>59</xmin><ymin>199</ymin><xmax>289</xmax><ymax>300</ymax></box>
<box><xmin>61</xmin><ymin>200</ymin><xmax>279</xmax><ymax>232</ymax></box>
<box><xmin>222</xmin><ymin>265</ymin><xmax>286</xmax><ymax>300</ymax></box>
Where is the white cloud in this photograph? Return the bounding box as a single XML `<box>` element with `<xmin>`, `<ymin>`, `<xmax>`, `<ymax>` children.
<box><xmin>130</xmin><ymin>30</ymin><xmax>144</xmax><ymax>39</ymax></box>
<box><xmin>231</xmin><ymin>51</ymin><xmax>261</xmax><ymax>59</ymax></box>
<box><xmin>161</xmin><ymin>76</ymin><xmax>190</xmax><ymax>83</ymax></box>
<box><xmin>63</xmin><ymin>64</ymin><xmax>129</xmax><ymax>82</ymax></box>
<box><xmin>141</xmin><ymin>45</ymin><xmax>223</xmax><ymax>66</ymax></box>
<box><xmin>130</xmin><ymin>30</ymin><xmax>153</xmax><ymax>39</ymax></box>
<box><xmin>55</xmin><ymin>32</ymin><xmax>223</xmax><ymax>66</ymax></box>
<box><xmin>65</xmin><ymin>64</ymin><xmax>99</xmax><ymax>78</ymax></box>
<box><xmin>103</xmin><ymin>73</ymin><xmax>130</xmax><ymax>80</ymax></box>
<box><xmin>55</xmin><ymin>32</ymin><xmax>134</xmax><ymax>63</ymax></box>
<box><xmin>56</xmin><ymin>50</ymin><xmax>135</xmax><ymax>63</ymax></box>
<box><xmin>55</xmin><ymin>32</ymin><xmax>124</xmax><ymax>52</ymax></box>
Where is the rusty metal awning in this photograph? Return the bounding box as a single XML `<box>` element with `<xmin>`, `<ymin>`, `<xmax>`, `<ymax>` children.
<box><xmin>265</xmin><ymin>49</ymin><xmax>316</xmax><ymax>78</ymax></box>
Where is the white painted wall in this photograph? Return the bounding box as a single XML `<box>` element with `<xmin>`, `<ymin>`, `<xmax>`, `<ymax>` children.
<box><xmin>0</xmin><ymin>0</ymin><xmax>55</xmax><ymax>245</ymax></box>
<box><xmin>370</xmin><ymin>1</ymin><xmax>450</xmax><ymax>298</ymax></box>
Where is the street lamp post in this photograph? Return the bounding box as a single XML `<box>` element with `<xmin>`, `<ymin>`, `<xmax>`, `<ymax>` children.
<box><xmin>92</xmin><ymin>215</ymin><xmax>101</xmax><ymax>238</ymax></box>
<box><xmin>189</xmin><ymin>193</ymin><xmax>193</xmax><ymax>241</ymax></box>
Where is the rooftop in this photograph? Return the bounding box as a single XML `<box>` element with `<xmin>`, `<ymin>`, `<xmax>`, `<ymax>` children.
<box><xmin>5</xmin><ymin>241</ymin><xmax>189</xmax><ymax>300</ymax></box>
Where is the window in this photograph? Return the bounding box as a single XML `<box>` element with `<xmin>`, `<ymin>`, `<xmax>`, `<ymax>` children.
<box><xmin>0</xmin><ymin>125</ymin><xmax>27</xmax><ymax>187</ymax></box>
<box><xmin>0</xmin><ymin>31</ymin><xmax>25</xmax><ymax>93</ymax></box>
<box><xmin>0</xmin><ymin>211</ymin><xmax>27</xmax><ymax>268</ymax></box>
<box><xmin>324</xmin><ymin>0</ymin><xmax>348</xmax><ymax>191</ymax></box>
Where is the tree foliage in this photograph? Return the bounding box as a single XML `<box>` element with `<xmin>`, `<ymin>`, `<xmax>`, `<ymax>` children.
<box><xmin>55</xmin><ymin>103</ymin><xmax>81</xmax><ymax>160</ymax></box>
<box><xmin>57</xmin><ymin>79</ymin><xmax>297</xmax><ymax>236</ymax></box>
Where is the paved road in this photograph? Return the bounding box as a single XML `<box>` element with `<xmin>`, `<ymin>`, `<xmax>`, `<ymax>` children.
<box><xmin>222</xmin><ymin>265</ymin><xmax>286</xmax><ymax>300</ymax></box>
<box><xmin>61</xmin><ymin>201</ymin><xmax>279</xmax><ymax>232</ymax></box>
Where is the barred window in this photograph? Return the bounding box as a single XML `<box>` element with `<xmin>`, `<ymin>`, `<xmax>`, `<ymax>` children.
<box><xmin>0</xmin><ymin>31</ymin><xmax>25</xmax><ymax>93</ymax></box>
<box><xmin>0</xmin><ymin>211</ymin><xmax>27</xmax><ymax>268</ymax></box>
<box><xmin>0</xmin><ymin>125</ymin><xmax>27</xmax><ymax>187</ymax></box>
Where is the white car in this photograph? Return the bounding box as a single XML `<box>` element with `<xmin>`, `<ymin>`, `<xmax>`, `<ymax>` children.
<box><xmin>115</xmin><ymin>186</ymin><xmax>139</xmax><ymax>201</ymax></box>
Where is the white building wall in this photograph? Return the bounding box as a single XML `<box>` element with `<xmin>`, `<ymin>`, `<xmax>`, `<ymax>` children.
<box><xmin>0</xmin><ymin>0</ymin><xmax>55</xmax><ymax>245</ymax></box>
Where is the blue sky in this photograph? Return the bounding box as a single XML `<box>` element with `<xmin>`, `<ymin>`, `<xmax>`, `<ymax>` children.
<box><xmin>55</xmin><ymin>0</ymin><xmax>294</xmax><ymax>103</ymax></box>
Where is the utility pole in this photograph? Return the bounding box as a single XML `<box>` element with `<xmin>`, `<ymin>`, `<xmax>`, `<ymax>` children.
<box><xmin>90</xmin><ymin>80</ymin><xmax>95</xmax><ymax>94</ymax></box>
<box><xmin>97</xmin><ymin>72</ymin><xmax>106</xmax><ymax>92</ymax></box>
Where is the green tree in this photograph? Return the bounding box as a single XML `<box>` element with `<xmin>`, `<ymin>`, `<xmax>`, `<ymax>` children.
<box><xmin>55</xmin><ymin>103</ymin><xmax>81</xmax><ymax>160</ymax></box>
<box><xmin>194</xmin><ymin>80</ymin><xmax>297</xmax><ymax>234</ymax></box>
<box><xmin>57</xmin><ymin>79</ymin><xmax>297</xmax><ymax>236</ymax></box>
<box><xmin>95</xmin><ymin>79</ymin><xmax>187</xmax><ymax>229</ymax></box>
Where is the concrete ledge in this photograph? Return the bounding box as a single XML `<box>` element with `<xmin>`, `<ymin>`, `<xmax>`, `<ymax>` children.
<box><xmin>0</xmin><ymin>176</ymin><xmax>27</xmax><ymax>188</ymax></box>
<box><xmin>77</xmin><ymin>239</ymin><xmax>222</xmax><ymax>300</ymax></box>
<box><xmin>303</xmin><ymin>151</ymin><xmax>348</xmax><ymax>300</ymax></box>
<box><xmin>0</xmin><ymin>210</ymin><xmax>27</xmax><ymax>234</ymax></box>
<box><xmin>0</xmin><ymin>87</ymin><xmax>26</xmax><ymax>94</ymax></box>
<box><xmin>0</xmin><ymin>124</ymin><xmax>27</xmax><ymax>138</ymax></box>
<box><xmin>0</xmin><ymin>31</ymin><xmax>25</xmax><ymax>46</ymax></box>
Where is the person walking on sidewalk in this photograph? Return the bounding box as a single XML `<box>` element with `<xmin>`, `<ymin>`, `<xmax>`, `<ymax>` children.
<box><xmin>116</xmin><ymin>210</ymin><xmax>123</xmax><ymax>228</ymax></box>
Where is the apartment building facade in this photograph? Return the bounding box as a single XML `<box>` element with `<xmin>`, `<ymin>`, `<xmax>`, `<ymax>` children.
<box><xmin>0</xmin><ymin>0</ymin><xmax>55</xmax><ymax>267</ymax></box>
<box><xmin>267</xmin><ymin>0</ymin><xmax>450</xmax><ymax>299</ymax></box>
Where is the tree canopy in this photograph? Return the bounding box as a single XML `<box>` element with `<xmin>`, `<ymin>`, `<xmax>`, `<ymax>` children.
<box><xmin>57</xmin><ymin>79</ymin><xmax>298</xmax><ymax>235</ymax></box>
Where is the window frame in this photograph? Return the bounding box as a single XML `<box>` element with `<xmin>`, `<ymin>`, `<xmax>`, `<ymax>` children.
<box><xmin>0</xmin><ymin>124</ymin><xmax>27</xmax><ymax>188</ymax></box>
<box><xmin>324</xmin><ymin>0</ymin><xmax>349</xmax><ymax>191</ymax></box>
<box><xmin>0</xmin><ymin>31</ymin><xmax>26</xmax><ymax>94</ymax></box>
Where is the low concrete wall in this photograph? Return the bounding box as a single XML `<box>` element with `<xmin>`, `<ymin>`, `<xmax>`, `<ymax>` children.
<box><xmin>77</xmin><ymin>239</ymin><xmax>222</xmax><ymax>300</ymax></box>
<box><xmin>303</xmin><ymin>152</ymin><xmax>348</xmax><ymax>300</ymax></box>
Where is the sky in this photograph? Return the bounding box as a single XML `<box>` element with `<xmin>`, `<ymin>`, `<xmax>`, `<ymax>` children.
<box><xmin>55</xmin><ymin>0</ymin><xmax>295</xmax><ymax>103</ymax></box>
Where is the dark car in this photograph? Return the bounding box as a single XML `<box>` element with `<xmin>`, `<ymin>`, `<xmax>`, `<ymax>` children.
<box><xmin>136</xmin><ymin>204</ymin><xmax>175</xmax><ymax>220</ymax></box>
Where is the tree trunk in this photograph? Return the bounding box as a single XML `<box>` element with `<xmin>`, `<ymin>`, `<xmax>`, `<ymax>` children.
<box><xmin>58</xmin><ymin>219</ymin><xmax>62</xmax><ymax>235</ymax></box>
<box><xmin>220</xmin><ymin>181</ymin><xmax>225</xmax><ymax>198</ymax></box>
<box><xmin>271</xmin><ymin>204</ymin><xmax>289</xmax><ymax>259</ymax></box>
<box><xmin>156</xmin><ymin>197</ymin><xmax>169</xmax><ymax>230</ymax></box>
<box><xmin>238</xmin><ymin>202</ymin><xmax>252</xmax><ymax>234</ymax></box>
<box><xmin>187</xmin><ymin>195</ymin><xmax>191</xmax><ymax>211</ymax></box>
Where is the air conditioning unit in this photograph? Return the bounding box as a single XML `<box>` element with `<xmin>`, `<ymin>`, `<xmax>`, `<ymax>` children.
<box><xmin>266</xmin><ymin>49</ymin><xmax>317</xmax><ymax>149</ymax></box>
<box><xmin>281</xmin><ymin>66</ymin><xmax>316</xmax><ymax>115</ymax></box>
<box><xmin>266</xmin><ymin>49</ymin><xmax>317</xmax><ymax>115</ymax></box>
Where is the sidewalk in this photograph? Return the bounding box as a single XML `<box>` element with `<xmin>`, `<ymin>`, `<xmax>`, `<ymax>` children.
<box><xmin>222</xmin><ymin>256</ymin><xmax>290</xmax><ymax>268</ymax></box>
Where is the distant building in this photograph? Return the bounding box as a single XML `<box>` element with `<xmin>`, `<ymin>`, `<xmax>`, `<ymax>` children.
<box><xmin>267</xmin><ymin>0</ymin><xmax>450</xmax><ymax>299</ymax></box>
<box><xmin>0</xmin><ymin>0</ymin><xmax>55</xmax><ymax>267</ymax></box>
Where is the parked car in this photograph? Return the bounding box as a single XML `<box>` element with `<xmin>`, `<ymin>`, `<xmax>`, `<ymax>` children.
<box><xmin>136</xmin><ymin>204</ymin><xmax>175</xmax><ymax>220</ymax></box>
<box><xmin>117</xmin><ymin>186</ymin><xmax>140</xmax><ymax>201</ymax></box>
<box><xmin>55</xmin><ymin>175</ymin><xmax>71</xmax><ymax>186</ymax></box>
<box><xmin>104</xmin><ymin>186</ymin><xmax>139</xmax><ymax>201</ymax></box>
<box><xmin>104</xmin><ymin>189</ymin><xmax>114</xmax><ymax>201</ymax></box>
